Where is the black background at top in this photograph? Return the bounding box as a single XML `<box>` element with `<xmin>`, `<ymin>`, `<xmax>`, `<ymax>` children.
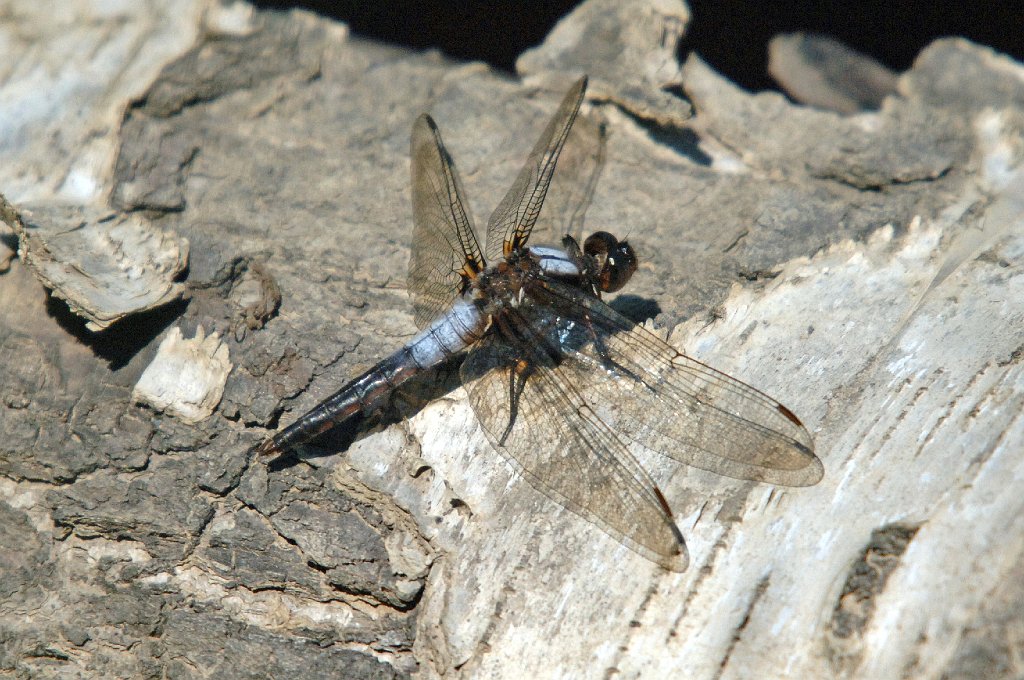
<box><xmin>253</xmin><ymin>1</ymin><xmax>1023</xmax><ymax>92</ymax></box>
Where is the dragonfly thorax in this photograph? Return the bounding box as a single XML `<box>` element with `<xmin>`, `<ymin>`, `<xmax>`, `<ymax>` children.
<box><xmin>473</xmin><ymin>249</ymin><xmax>550</xmax><ymax>316</ymax></box>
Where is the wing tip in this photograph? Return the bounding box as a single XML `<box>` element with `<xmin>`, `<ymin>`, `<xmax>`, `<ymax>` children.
<box><xmin>660</xmin><ymin>525</ymin><xmax>690</xmax><ymax>573</ymax></box>
<box><xmin>764</xmin><ymin>443</ymin><xmax>823</xmax><ymax>487</ymax></box>
<box><xmin>796</xmin><ymin>453</ymin><xmax>825</xmax><ymax>486</ymax></box>
<box><xmin>788</xmin><ymin>440</ymin><xmax>824</xmax><ymax>486</ymax></box>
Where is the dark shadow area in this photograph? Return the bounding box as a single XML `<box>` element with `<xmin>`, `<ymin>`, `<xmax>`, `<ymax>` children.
<box><xmin>252</xmin><ymin>0</ymin><xmax>582</xmax><ymax>74</ymax></box>
<box><xmin>635</xmin><ymin>120</ymin><xmax>712</xmax><ymax>167</ymax></box>
<box><xmin>252</xmin><ymin>1</ymin><xmax>1024</xmax><ymax>96</ymax></box>
<box><xmin>683</xmin><ymin>0</ymin><xmax>1024</xmax><ymax>92</ymax></box>
<box><xmin>45</xmin><ymin>294</ymin><xmax>190</xmax><ymax>371</ymax></box>
<box><xmin>609</xmin><ymin>294</ymin><xmax>662</xmax><ymax>326</ymax></box>
<box><xmin>0</xmin><ymin>231</ymin><xmax>17</xmax><ymax>254</ymax></box>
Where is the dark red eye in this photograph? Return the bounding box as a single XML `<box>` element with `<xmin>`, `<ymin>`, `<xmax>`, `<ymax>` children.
<box><xmin>584</xmin><ymin>231</ymin><xmax>637</xmax><ymax>293</ymax></box>
<box><xmin>583</xmin><ymin>231</ymin><xmax>616</xmax><ymax>259</ymax></box>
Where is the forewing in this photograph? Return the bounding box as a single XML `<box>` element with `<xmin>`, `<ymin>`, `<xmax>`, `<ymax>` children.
<box><xmin>535</xmin><ymin>279</ymin><xmax>823</xmax><ymax>486</ymax></box>
<box><xmin>460</xmin><ymin>319</ymin><xmax>689</xmax><ymax>572</ymax></box>
<box><xmin>484</xmin><ymin>77</ymin><xmax>588</xmax><ymax>261</ymax></box>
<box><xmin>528</xmin><ymin>110</ymin><xmax>606</xmax><ymax>248</ymax></box>
<box><xmin>409</xmin><ymin>114</ymin><xmax>485</xmax><ymax>330</ymax></box>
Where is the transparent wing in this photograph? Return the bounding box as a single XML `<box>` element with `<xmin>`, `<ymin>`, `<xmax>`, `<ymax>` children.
<box><xmin>461</xmin><ymin>315</ymin><xmax>689</xmax><ymax>572</ymax></box>
<box><xmin>533</xmin><ymin>279</ymin><xmax>823</xmax><ymax>486</ymax></box>
<box><xmin>409</xmin><ymin>114</ymin><xmax>485</xmax><ymax>330</ymax></box>
<box><xmin>528</xmin><ymin>110</ymin><xmax>606</xmax><ymax>248</ymax></box>
<box><xmin>484</xmin><ymin>77</ymin><xmax>588</xmax><ymax>261</ymax></box>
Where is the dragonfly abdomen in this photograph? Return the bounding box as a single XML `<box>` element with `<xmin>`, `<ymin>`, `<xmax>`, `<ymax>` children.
<box><xmin>255</xmin><ymin>350</ymin><xmax>413</xmax><ymax>457</ymax></box>
<box><xmin>257</xmin><ymin>297</ymin><xmax>485</xmax><ymax>458</ymax></box>
<box><xmin>408</xmin><ymin>297</ymin><xmax>485</xmax><ymax>367</ymax></box>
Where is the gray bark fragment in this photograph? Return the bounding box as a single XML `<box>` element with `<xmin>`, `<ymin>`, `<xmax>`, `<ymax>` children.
<box><xmin>238</xmin><ymin>462</ymin><xmax>430</xmax><ymax>609</ymax></box>
<box><xmin>4</xmin><ymin>198</ymin><xmax>189</xmax><ymax>331</ymax></box>
<box><xmin>159</xmin><ymin>610</ymin><xmax>407</xmax><ymax>679</ymax></box>
<box><xmin>47</xmin><ymin>455</ymin><xmax>216</xmax><ymax>563</ymax></box>
<box><xmin>768</xmin><ymin>32</ymin><xmax>899</xmax><ymax>113</ymax></box>
<box><xmin>518</xmin><ymin>0</ymin><xmax>694</xmax><ymax>126</ymax></box>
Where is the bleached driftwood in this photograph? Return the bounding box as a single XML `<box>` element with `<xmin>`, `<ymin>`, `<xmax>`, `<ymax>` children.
<box><xmin>0</xmin><ymin>1</ymin><xmax>1021</xmax><ymax>678</ymax></box>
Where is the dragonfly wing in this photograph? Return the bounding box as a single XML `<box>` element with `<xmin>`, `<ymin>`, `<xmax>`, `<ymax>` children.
<box><xmin>534</xmin><ymin>279</ymin><xmax>823</xmax><ymax>486</ymax></box>
<box><xmin>460</xmin><ymin>314</ymin><xmax>689</xmax><ymax>571</ymax></box>
<box><xmin>528</xmin><ymin>108</ymin><xmax>606</xmax><ymax>249</ymax></box>
<box><xmin>484</xmin><ymin>77</ymin><xmax>589</xmax><ymax>261</ymax></box>
<box><xmin>409</xmin><ymin>114</ymin><xmax>486</xmax><ymax>330</ymax></box>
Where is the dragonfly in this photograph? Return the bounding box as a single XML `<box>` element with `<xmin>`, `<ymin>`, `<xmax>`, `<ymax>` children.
<box><xmin>256</xmin><ymin>76</ymin><xmax>823</xmax><ymax>571</ymax></box>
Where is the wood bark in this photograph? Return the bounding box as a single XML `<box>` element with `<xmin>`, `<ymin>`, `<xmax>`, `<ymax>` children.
<box><xmin>1</xmin><ymin>1</ymin><xmax>1022</xmax><ymax>678</ymax></box>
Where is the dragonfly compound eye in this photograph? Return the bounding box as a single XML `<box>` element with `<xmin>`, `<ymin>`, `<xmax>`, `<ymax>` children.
<box><xmin>585</xmin><ymin>231</ymin><xmax>637</xmax><ymax>293</ymax></box>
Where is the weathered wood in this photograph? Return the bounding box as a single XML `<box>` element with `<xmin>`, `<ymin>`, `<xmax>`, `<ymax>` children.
<box><xmin>1</xmin><ymin>1</ymin><xmax>1022</xmax><ymax>678</ymax></box>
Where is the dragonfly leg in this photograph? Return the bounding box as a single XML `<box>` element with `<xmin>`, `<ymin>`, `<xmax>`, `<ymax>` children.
<box><xmin>499</xmin><ymin>358</ymin><xmax>533</xmax><ymax>445</ymax></box>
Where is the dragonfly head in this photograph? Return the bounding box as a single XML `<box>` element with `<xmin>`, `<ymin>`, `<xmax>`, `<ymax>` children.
<box><xmin>584</xmin><ymin>231</ymin><xmax>637</xmax><ymax>293</ymax></box>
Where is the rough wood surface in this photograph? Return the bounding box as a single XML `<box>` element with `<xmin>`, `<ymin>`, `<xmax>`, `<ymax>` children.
<box><xmin>1</xmin><ymin>1</ymin><xmax>1022</xmax><ymax>678</ymax></box>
